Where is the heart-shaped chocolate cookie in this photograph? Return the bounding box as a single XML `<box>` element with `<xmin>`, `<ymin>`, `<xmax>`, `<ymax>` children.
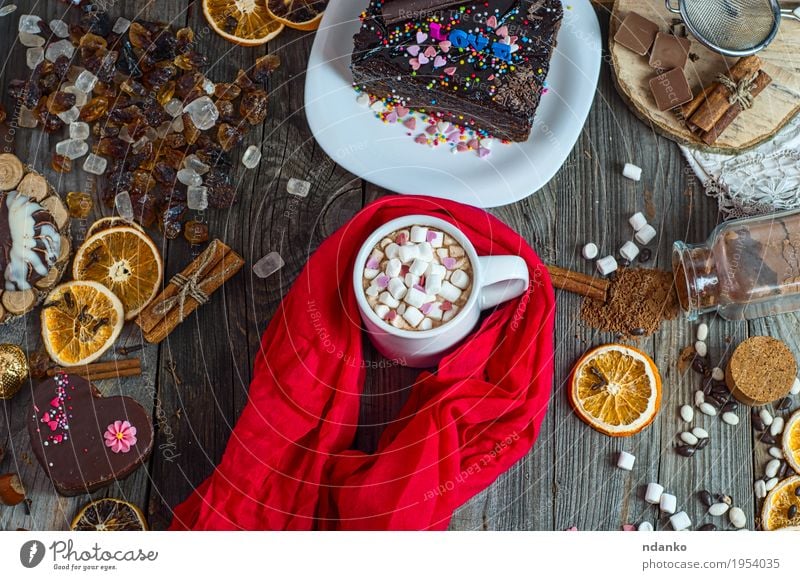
<box><xmin>27</xmin><ymin>373</ymin><xmax>153</xmax><ymax>496</ymax></box>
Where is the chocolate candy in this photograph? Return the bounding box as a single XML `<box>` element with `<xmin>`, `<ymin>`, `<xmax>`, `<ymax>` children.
<box><xmin>614</xmin><ymin>12</ymin><xmax>659</xmax><ymax>56</ymax></box>
<box><xmin>649</xmin><ymin>68</ymin><xmax>694</xmax><ymax>111</ymax></box>
<box><xmin>27</xmin><ymin>373</ymin><xmax>153</xmax><ymax>496</ymax></box>
<box><xmin>649</xmin><ymin>33</ymin><xmax>691</xmax><ymax>70</ymax></box>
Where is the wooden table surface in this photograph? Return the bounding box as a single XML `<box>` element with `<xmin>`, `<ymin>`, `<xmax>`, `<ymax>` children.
<box><xmin>1</xmin><ymin>1</ymin><xmax>796</xmax><ymax>531</ymax></box>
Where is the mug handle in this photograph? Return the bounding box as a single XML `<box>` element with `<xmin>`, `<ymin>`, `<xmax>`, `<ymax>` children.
<box><xmin>476</xmin><ymin>256</ymin><xmax>530</xmax><ymax>311</ymax></box>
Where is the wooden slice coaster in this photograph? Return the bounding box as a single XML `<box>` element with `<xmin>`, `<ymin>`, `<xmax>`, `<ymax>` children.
<box><xmin>726</xmin><ymin>336</ymin><xmax>797</xmax><ymax>406</ymax></box>
<box><xmin>610</xmin><ymin>0</ymin><xmax>800</xmax><ymax>154</ymax></box>
<box><xmin>0</xmin><ymin>154</ymin><xmax>72</xmax><ymax>324</ymax></box>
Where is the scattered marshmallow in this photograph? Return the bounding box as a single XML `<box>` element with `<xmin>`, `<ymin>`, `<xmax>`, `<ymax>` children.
<box><xmin>596</xmin><ymin>255</ymin><xmax>618</xmax><ymax>276</ymax></box>
<box><xmin>409</xmin><ymin>259</ymin><xmax>429</xmax><ymax>277</ymax></box>
<box><xmin>451</xmin><ymin>269</ymin><xmax>470</xmax><ymax>290</ymax></box>
<box><xmin>405</xmin><ymin>273</ymin><xmax>419</xmax><ymax>287</ymax></box>
<box><xmin>645</xmin><ymin>482</ymin><xmax>664</xmax><ymax>504</ymax></box>
<box><xmin>378</xmin><ymin>292</ymin><xmax>400</xmax><ymax>308</ymax></box>
<box><xmin>635</xmin><ymin>224</ymin><xmax>657</xmax><ymax>245</ymax></box>
<box><xmin>388</xmin><ymin>277</ymin><xmax>407</xmax><ymax>300</ymax></box>
<box><xmin>629</xmin><ymin>212</ymin><xmax>647</xmax><ymax>232</ymax></box>
<box><xmin>425</xmin><ymin>274</ymin><xmax>443</xmax><ymax>295</ymax></box>
<box><xmin>670</xmin><ymin>511</ymin><xmax>691</xmax><ymax>531</ymax></box>
<box><xmin>582</xmin><ymin>243</ymin><xmax>599</xmax><ymax>260</ymax></box>
<box><xmin>439</xmin><ymin>281</ymin><xmax>462</xmax><ymax>303</ymax></box>
<box><xmin>374</xmin><ymin>304</ymin><xmax>390</xmax><ymax>319</ymax></box>
<box><xmin>419</xmin><ymin>318</ymin><xmax>433</xmax><ymax>331</ymax></box>
<box><xmin>398</xmin><ymin>244</ymin><xmax>420</xmax><ymax>264</ymax></box>
<box><xmin>364</xmin><ymin>268</ymin><xmax>380</xmax><ymax>280</ymax></box>
<box><xmin>623</xmin><ymin>162</ymin><xmax>642</xmax><ymax>181</ymax></box>
<box><xmin>428</xmin><ymin>231</ymin><xmax>444</xmax><ymax>248</ymax></box>
<box><xmin>436</xmin><ymin>248</ymin><xmax>449</xmax><ymax>260</ymax></box>
<box><xmin>617</xmin><ymin>451</ymin><xmax>636</xmax><ymax>471</ymax></box>
<box><xmin>402</xmin><ymin>305</ymin><xmax>424</xmax><ymax>328</ymax></box>
<box><xmin>386</xmin><ymin>258</ymin><xmax>402</xmax><ymax>278</ymax></box>
<box><xmin>619</xmin><ymin>241</ymin><xmax>640</xmax><ymax>262</ymax></box>
<box><xmin>366</xmin><ymin>285</ymin><xmax>379</xmax><ymax>297</ymax></box>
<box><xmin>404</xmin><ymin>287</ymin><xmax>427</xmax><ymax>308</ymax></box>
<box><xmin>410</xmin><ymin>225</ymin><xmax>428</xmax><ymax>243</ymax></box>
<box><xmin>417</xmin><ymin>242</ymin><xmax>433</xmax><ymax>262</ymax></box>
<box><xmin>442</xmin><ymin>305</ymin><xmax>458</xmax><ymax>322</ymax></box>
<box><xmin>427</xmin><ymin>303</ymin><xmax>443</xmax><ymax>321</ymax></box>
<box><xmin>638</xmin><ymin>521</ymin><xmax>654</xmax><ymax>532</ymax></box>
<box><xmin>385</xmin><ymin>243</ymin><xmax>400</xmax><ymax>259</ymax></box>
<box><xmin>660</xmin><ymin>493</ymin><xmax>677</xmax><ymax>515</ymax></box>
<box><xmin>397</xmin><ymin>303</ymin><xmax>406</xmax><ymax>316</ymax></box>
<box><xmin>428</xmin><ymin>263</ymin><xmax>446</xmax><ymax>278</ymax></box>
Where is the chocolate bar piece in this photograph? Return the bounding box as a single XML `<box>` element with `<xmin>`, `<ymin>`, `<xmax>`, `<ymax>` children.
<box><xmin>649</xmin><ymin>68</ymin><xmax>694</xmax><ymax>111</ymax></box>
<box><xmin>614</xmin><ymin>11</ymin><xmax>660</xmax><ymax>56</ymax></box>
<box><xmin>649</xmin><ymin>32</ymin><xmax>691</xmax><ymax>70</ymax></box>
<box><xmin>351</xmin><ymin>0</ymin><xmax>564</xmax><ymax>142</ymax></box>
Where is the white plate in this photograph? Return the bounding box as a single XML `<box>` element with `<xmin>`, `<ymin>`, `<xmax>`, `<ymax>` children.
<box><xmin>305</xmin><ymin>1</ymin><xmax>601</xmax><ymax>208</ymax></box>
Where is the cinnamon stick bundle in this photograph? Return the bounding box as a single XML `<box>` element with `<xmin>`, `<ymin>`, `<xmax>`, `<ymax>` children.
<box><xmin>48</xmin><ymin>358</ymin><xmax>142</xmax><ymax>380</ymax></box>
<box><xmin>686</xmin><ymin>55</ymin><xmax>762</xmax><ymax>133</ymax></box>
<box><xmin>547</xmin><ymin>265</ymin><xmax>609</xmax><ymax>302</ymax></box>
<box><xmin>700</xmin><ymin>70</ymin><xmax>772</xmax><ymax>146</ymax></box>
<box><xmin>136</xmin><ymin>239</ymin><xmax>244</xmax><ymax>344</ymax></box>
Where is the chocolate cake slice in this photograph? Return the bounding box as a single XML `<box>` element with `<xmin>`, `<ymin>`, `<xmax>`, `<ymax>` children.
<box><xmin>351</xmin><ymin>0</ymin><xmax>563</xmax><ymax>142</ymax></box>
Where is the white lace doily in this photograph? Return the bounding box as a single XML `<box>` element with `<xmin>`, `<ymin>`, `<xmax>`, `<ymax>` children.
<box><xmin>680</xmin><ymin>114</ymin><xmax>800</xmax><ymax>219</ymax></box>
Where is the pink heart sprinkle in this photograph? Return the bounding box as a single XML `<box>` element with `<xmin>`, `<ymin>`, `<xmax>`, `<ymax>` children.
<box><xmin>407</xmin><ymin>45</ymin><xmax>420</xmax><ymax>56</ymax></box>
<box><xmin>426</xmin><ymin>231</ymin><xmax>437</xmax><ymax>242</ymax></box>
<box><xmin>416</xmin><ymin>31</ymin><xmax>428</xmax><ymax>44</ymax></box>
<box><xmin>424</xmin><ymin>45</ymin><xmax>437</xmax><ymax>58</ymax></box>
<box><xmin>456</xmin><ymin>143</ymin><xmax>469</xmax><ymax>152</ymax></box>
<box><xmin>400</xmin><ymin>265</ymin><xmax>410</xmax><ymax>276</ymax></box>
<box><xmin>396</xmin><ymin>233</ymin><xmax>408</xmax><ymax>245</ymax></box>
<box><xmin>409</xmin><ymin>58</ymin><xmax>420</xmax><ymax>71</ymax></box>
<box><xmin>468</xmin><ymin>139</ymin><xmax>480</xmax><ymax>149</ymax></box>
<box><xmin>414</xmin><ymin>134</ymin><xmax>428</xmax><ymax>144</ymax></box>
<box><xmin>510</xmin><ymin>35</ymin><xmax>519</xmax><ymax>44</ymax></box>
<box><xmin>376</xmin><ymin>275</ymin><xmax>390</xmax><ymax>288</ymax></box>
<box><xmin>565</xmin><ymin>526</ymin><xmax>578</xmax><ymax>531</ymax></box>
<box><xmin>54</xmin><ymin>434</ymin><xmax>63</xmax><ymax>443</ymax></box>
<box><xmin>50</xmin><ymin>397</ymin><xmax>60</xmax><ymax>408</ymax></box>
<box><xmin>433</xmin><ymin>55</ymin><xmax>447</xmax><ymax>68</ymax></box>
<box><xmin>40</xmin><ymin>412</ymin><xmax>49</xmax><ymax>423</ymax></box>
<box><xmin>622</xmin><ymin>524</ymin><xmax>636</xmax><ymax>532</ymax></box>
<box><xmin>486</xmin><ymin>15</ymin><xmax>498</xmax><ymax>28</ymax></box>
<box><xmin>438</xmin><ymin>40</ymin><xmax>451</xmax><ymax>52</ymax></box>
<box><xmin>421</xmin><ymin>303</ymin><xmax>433</xmax><ymax>315</ymax></box>
<box><xmin>443</xmin><ymin>257</ymin><xmax>457</xmax><ymax>270</ymax></box>
<box><xmin>413</xmin><ymin>284</ymin><xmax>425</xmax><ymax>292</ymax></box>
<box><xmin>48</xmin><ymin>420</ymin><xmax>59</xmax><ymax>432</ymax></box>
<box><xmin>488</xmin><ymin>74</ymin><xmax>495</xmax><ymax>80</ymax></box>
<box><xmin>396</xmin><ymin>106</ymin><xmax>409</xmax><ymax>117</ymax></box>
<box><xmin>496</xmin><ymin>25</ymin><xmax>508</xmax><ymax>37</ymax></box>
<box><xmin>403</xmin><ymin>117</ymin><xmax>417</xmax><ymax>130</ymax></box>
<box><xmin>385</xmin><ymin>111</ymin><xmax>398</xmax><ymax>124</ymax></box>
<box><xmin>417</xmin><ymin>53</ymin><xmax>430</xmax><ymax>65</ymax></box>
<box><xmin>444</xmin><ymin>66</ymin><xmax>457</xmax><ymax>76</ymax></box>
<box><xmin>478</xmin><ymin>147</ymin><xmax>491</xmax><ymax>159</ymax></box>
<box><xmin>425</xmin><ymin>125</ymin><xmax>438</xmax><ymax>135</ymax></box>
<box><xmin>366</xmin><ymin>257</ymin><xmax>379</xmax><ymax>269</ymax></box>
<box><xmin>440</xmin><ymin>301</ymin><xmax>453</xmax><ymax>311</ymax></box>
<box><xmin>386</xmin><ymin>310</ymin><xmax>397</xmax><ymax>321</ymax></box>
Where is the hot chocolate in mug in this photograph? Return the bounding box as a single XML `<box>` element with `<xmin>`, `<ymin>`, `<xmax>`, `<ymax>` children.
<box><xmin>353</xmin><ymin>215</ymin><xmax>529</xmax><ymax>367</ymax></box>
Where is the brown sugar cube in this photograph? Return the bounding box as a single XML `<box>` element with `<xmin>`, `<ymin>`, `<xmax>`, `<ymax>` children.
<box><xmin>649</xmin><ymin>32</ymin><xmax>691</xmax><ymax>70</ymax></box>
<box><xmin>649</xmin><ymin>68</ymin><xmax>693</xmax><ymax>111</ymax></box>
<box><xmin>726</xmin><ymin>337</ymin><xmax>797</xmax><ymax>406</ymax></box>
<box><xmin>614</xmin><ymin>12</ymin><xmax>660</xmax><ymax>56</ymax></box>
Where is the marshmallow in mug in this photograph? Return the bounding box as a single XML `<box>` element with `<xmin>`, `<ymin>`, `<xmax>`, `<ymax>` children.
<box><xmin>362</xmin><ymin>226</ymin><xmax>473</xmax><ymax>331</ymax></box>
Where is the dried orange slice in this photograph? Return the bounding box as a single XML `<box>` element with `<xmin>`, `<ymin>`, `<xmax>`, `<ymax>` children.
<box><xmin>41</xmin><ymin>281</ymin><xmax>124</xmax><ymax>367</ymax></box>
<box><xmin>783</xmin><ymin>410</ymin><xmax>800</xmax><ymax>475</ymax></box>
<box><xmin>266</xmin><ymin>0</ymin><xmax>327</xmax><ymax>31</ymax></box>
<box><xmin>73</xmin><ymin>227</ymin><xmax>163</xmax><ymax>321</ymax></box>
<box><xmin>203</xmin><ymin>0</ymin><xmax>284</xmax><ymax>46</ymax></box>
<box><xmin>71</xmin><ymin>498</ymin><xmax>148</xmax><ymax>531</ymax></box>
<box><xmin>86</xmin><ymin>217</ymin><xmax>144</xmax><ymax>239</ymax></box>
<box><xmin>569</xmin><ymin>344</ymin><xmax>662</xmax><ymax>437</ymax></box>
<box><xmin>762</xmin><ymin>475</ymin><xmax>800</xmax><ymax>530</ymax></box>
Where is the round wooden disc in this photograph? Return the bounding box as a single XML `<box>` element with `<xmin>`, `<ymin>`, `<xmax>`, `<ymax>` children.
<box><xmin>610</xmin><ymin>0</ymin><xmax>800</xmax><ymax>154</ymax></box>
<box><xmin>0</xmin><ymin>166</ymin><xmax>72</xmax><ymax>325</ymax></box>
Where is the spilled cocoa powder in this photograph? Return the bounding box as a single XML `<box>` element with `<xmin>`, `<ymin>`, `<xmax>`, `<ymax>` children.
<box><xmin>580</xmin><ymin>268</ymin><xmax>680</xmax><ymax>338</ymax></box>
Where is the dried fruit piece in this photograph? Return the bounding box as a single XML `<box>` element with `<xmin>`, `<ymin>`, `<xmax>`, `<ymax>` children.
<box><xmin>66</xmin><ymin>191</ymin><xmax>93</xmax><ymax>218</ymax></box>
<box><xmin>0</xmin><ymin>474</ymin><xmax>26</xmax><ymax>505</ymax></box>
<box><xmin>266</xmin><ymin>0</ymin><xmax>328</xmax><ymax>31</ymax></box>
<box><xmin>202</xmin><ymin>0</ymin><xmax>284</xmax><ymax>46</ymax></box>
<box><xmin>71</xmin><ymin>498</ymin><xmax>148</xmax><ymax>531</ymax></box>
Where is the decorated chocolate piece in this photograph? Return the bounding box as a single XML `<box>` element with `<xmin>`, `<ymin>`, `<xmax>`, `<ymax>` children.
<box><xmin>351</xmin><ymin>0</ymin><xmax>564</xmax><ymax>142</ymax></box>
<box><xmin>0</xmin><ymin>190</ymin><xmax>62</xmax><ymax>291</ymax></box>
<box><xmin>27</xmin><ymin>373</ymin><xmax>153</xmax><ymax>496</ymax></box>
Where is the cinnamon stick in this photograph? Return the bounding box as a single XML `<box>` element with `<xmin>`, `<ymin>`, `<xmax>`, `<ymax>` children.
<box><xmin>547</xmin><ymin>265</ymin><xmax>609</xmax><ymax>302</ymax></box>
<box><xmin>136</xmin><ymin>240</ymin><xmax>228</xmax><ymax>334</ymax></box>
<box><xmin>139</xmin><ymin>245</ymin><xmax>244</xmax><ymax>344</ymax></box>
<box><xmin>83</xmin><ymin>367</ymin><xmax>142</xmax><ymax>381</ymax></box>
<box><xmin>680</xmin><ymin>82</ymin><xmax>718</xmax><ymax>123</ymax></box>
<box><xmin>700</xmin><ymin>69</ymin><xmax>772</xmax><ymax>146</ymax></box>
<box><xmin>47</xmin><ymin>358</ymin><xmax>141</xmax><ymax>378</ymax></box>
<box><xmin>687</xmin><ymin>56</ymin><xmax>762</xmax><ymax>132</ymax></box>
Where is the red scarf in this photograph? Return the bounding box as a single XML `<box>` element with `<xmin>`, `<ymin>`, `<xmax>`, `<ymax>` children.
<box><xmin>170</xmin><ymin>195</ymin><xmax>555</xmax><ymax>530</ymax></box>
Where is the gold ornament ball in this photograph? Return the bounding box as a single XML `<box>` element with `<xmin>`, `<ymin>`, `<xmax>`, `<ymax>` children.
<box><xmin>0</xmin><ymin>344</ymin><xmax>29</xmax><ymax>399</ymax></box>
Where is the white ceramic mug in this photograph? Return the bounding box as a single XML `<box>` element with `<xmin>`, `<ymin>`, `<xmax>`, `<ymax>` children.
<box><xmin>353</xmin><ymin>215</ymin><xmax>530</xmax><ymax>368</ymax></box>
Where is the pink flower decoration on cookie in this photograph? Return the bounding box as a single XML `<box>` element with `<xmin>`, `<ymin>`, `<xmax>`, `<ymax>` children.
<box><xmin>104</xmin><ymin>420</ymin><xmax>137</xmax><ymax>454</ymax></box>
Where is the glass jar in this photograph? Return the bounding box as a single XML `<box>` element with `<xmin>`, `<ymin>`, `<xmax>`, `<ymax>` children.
<box><xmin>673</xmin><ymin>209</ymin><xmax>800</xmax><ymax>321</ymax></box>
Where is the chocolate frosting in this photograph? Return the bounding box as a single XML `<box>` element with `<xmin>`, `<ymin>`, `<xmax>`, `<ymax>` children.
<box><xmin>27</xmin><ymin>374</ymin><xmax>154</xmax><ymax>496</ymax></box>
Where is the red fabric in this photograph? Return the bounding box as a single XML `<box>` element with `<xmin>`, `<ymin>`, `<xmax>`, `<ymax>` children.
<box><xmin>170</xmin><ymin>195</ymin><xmax>555</xmax><ymax>530</ymax></box>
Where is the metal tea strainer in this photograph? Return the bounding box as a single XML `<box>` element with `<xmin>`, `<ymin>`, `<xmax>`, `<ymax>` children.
<box><xmin>666</xmin><ymin>0</ymin><xmax>800</xmax><ymax>57</ymax></box>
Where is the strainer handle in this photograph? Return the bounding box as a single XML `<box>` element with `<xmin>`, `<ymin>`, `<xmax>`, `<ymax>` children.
<box><xmin>665</xmin><ymin>0</ymin><xmax>681</xmax><ymax>14</ymax></box>
<box><xmin>781</xmin><ymin>7</ymin><xmax>800</xmax><ymax>21</ymax></box>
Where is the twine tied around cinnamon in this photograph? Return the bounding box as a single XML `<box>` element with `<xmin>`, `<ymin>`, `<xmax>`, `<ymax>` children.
<box><xmin>151</xmin><ymin>245</ymin><xmax>236</xmax><ymax>322</ymax></box>
<box><xmin>715</xmin><ymin>70</ymin><xmax>760</xmax><ymax>110</ymax></box>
